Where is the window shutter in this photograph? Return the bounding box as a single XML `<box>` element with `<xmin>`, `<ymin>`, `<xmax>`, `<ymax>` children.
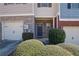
<box><xmin>78</xmin><ymin>4</ymin><xmax>79</xmax><ymax>8</ymax></box>
<box><xmin>67</xmin><ymin>3</ymin><xmax>71</xmax><ymax>9</ymax></box>
<box><xmin>49</xmin><ymin>3</ymin><xmax>52</xmax><ymax>7</ymax></box>
<box><xmin>37</xmin><ymin>3</ymin><xmax>40</xmax><ymax>7</ymax></box>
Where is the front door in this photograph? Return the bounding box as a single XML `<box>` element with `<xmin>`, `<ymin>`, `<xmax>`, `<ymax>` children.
<box><xmin>36</xmin><ymin>24</ymin><xmax>43</xmax><ymax>38</ymax></box>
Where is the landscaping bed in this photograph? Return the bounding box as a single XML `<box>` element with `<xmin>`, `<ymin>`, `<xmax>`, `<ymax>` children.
<box><xmin>1</xmin><ymin>39</ymin><xmax>79</xmax><ymax>56</ymax></box>
<box><xmin>13</xmin><ymin>39</ymin><xmax>75</xmax><ymax>56</ymax></box>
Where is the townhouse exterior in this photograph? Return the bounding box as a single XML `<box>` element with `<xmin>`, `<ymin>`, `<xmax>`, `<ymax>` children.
<box><xmin>0</xmin><ymin>3</ymin><xmax>59</xmax><ymax>41</ymax></box>
<box><xmin>0</xmin><ymin>3</ymin><xmax>79</xmax><ymax>44</ymax></box>
<box><xmin>60</xmin><ymin>3</ymin><xmax>79</xmax><ymax>44</ymax></box>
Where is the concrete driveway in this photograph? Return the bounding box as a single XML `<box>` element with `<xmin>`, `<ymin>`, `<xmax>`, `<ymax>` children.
<box><xmin>0</xmin><ymin>40</ymin><xmax>21</xmax><ymax>56</ymax></box>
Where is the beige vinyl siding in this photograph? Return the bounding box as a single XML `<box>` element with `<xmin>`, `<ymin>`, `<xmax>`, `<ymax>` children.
<box><xmin>0</xmin><ymin>3</ymin><xmax>34</xmax><ymax>15</ymax></box>
<box><xmin>34</xmin><ymin>3</ymin><xmax>59</xmax><ymax>17</ymax></box>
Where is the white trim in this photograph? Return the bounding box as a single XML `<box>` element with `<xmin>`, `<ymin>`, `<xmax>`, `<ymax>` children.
<box><xmin>0</xmin><ymin>14</ymin><xmax>34</xmax><ymax>17</ymax></box>
<box><xmin>35</xmin><ymin>16</ymin><xmax>56</xmax><ymax>18</ymax></box>
<box><xmin>56</xmin><ymin>16</ymin><xmax>58</xmax><ymax>28</ymax></box>
<box><xmin>2</xmin><ymin>21</ymin><xmax>4</xmax><ymax>40</ymax></box>
<box><xmin>60</xmin><ymin>19</ymin><xmax>79</xmax><ymax>21</ymax></box>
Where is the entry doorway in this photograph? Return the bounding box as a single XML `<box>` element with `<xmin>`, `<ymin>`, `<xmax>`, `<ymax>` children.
<box><xmin>36</xmin><ymin>24</ymin><xmax>43</xmax><ymax>38</ymax></box>
<box><xmin>36</xmin><ymin>23</ymin><xmax>52</xmax><ymax>38</ymax></box>
<box><xmin>35</xmin><ymin>19</ymin><xmax>53</xmax><ymax>38</ymax></box>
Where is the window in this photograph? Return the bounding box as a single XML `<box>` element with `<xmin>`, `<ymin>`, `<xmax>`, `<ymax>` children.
<box><xmin>67</xmin><ymin>3</ymin><xmax>79</xmax><ymax>9</ymax></box>
<box><xmin>4</xmin><ymin>3</ymin><xmax>14</xmax><ymax>5</ymax></box>
<box><xmin>37</xmin><ymin>3</ymin><xmax>52</xmax><ymax>7</ymax></box>
<box><xmin>15</xmin><ymin>3</ymin><xmax>27</xmax><ymax>5</ymax></box>
<box><xmin>23</xmin><ymin>24</ymin><xmax>29</xmax><ymax>32</ymax></box>
<box><xmin>4</xmin><ymin>3</ymin><xmax>27</xmax><ymax>5</ymax></box>
<box><xmin>72</xmin><ymin>3</ymin><xmax>79</xmax><ymax>9</ymax></box>
<box><xmin>23</xmin><ymin>24</ymin><xmax>32</xmax><ymax>33</ymax></box>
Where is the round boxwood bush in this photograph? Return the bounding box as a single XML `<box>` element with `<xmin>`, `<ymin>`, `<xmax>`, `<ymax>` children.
<box><xmin>13</xmin><ymin>39</ymin><xmax>47</xmax><ymax>56</ymax></box>
<box><xmin>45</xmin><ymin>45</ymin><xmax>73</xmax><ymax>56</ymax></box>
<box><xmin>58</xmin><ymin>43</ymin><xmax>79</xmax><ymax>56</ymax></box>
<box><xmin>48</xmin><ymin>28</ymin><xmax>66</xmax><ymax>44</ymax></box>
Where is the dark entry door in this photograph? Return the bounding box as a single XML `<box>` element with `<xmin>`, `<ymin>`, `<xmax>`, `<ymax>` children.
<box><xmin>36</xmin><ymin>24</ymin><xmax>43</xmax><ymax>38</ymax></box>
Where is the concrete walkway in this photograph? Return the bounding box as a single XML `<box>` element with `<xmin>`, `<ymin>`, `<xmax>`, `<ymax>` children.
<box><xmin>0</xmin><ymin>38</ymin><xmax>48</xmax><ymax>56</ymax></box>
<box><xmin>38</xmin><ymin>38</ymin><xmax>49</xmax><ymax>44</ymax></box>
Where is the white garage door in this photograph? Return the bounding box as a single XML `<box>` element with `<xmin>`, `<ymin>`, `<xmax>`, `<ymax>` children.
<box><xmin>2</xmin><ymin>21</ymin><xmax>23</xmax><ymax>40</ymax></box>
<box><xmin>63</xmin><ymin>26</ymin><xmax>79</xmax><ymax>45</ymax></box>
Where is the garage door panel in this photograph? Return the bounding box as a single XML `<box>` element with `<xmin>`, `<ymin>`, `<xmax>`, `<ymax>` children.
<box><xmin>63</xmin><ymin>26</ymin><xmax>79</xmax><ymax>45</ymax></box>
<box><xmin>3</xmin><ymin>21</ymin><xmax>23</xmax><ymax>40</ymax></box>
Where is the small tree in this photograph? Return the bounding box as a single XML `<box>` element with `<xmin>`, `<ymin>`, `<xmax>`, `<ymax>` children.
<box><xmin>48</xmin><ymin>28</ymin><xmax>66</xmax><ymax>44</ymax></box>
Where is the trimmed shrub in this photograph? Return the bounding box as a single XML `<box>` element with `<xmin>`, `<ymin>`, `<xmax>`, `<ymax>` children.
<box><xmin>22</xmin><ymin>32</ymin><xmax>33</xmax><ymax>41</ymax></box>
<box><xmin>48</xmin><ymin>28</ymin><xmax>65</xmax><ymax>44</ymax></box>
<box><xmin>58</xmin><ymin>43</ymin><xmax>79</xmax><ymax>56</ymax></box>
<box><xmin>45</xmin><ymin>45</ymin><xmax>73</xmax><ymax>56</ymax></box>
<box><xmin>13</xmin><ymin>39</ymin><xmax>73</xmax><ymax>56</ymax></box>
<box><xmin>13</xmin><ymin>39</ymin><xmax>47</xmax><ymax>56</ymax></box>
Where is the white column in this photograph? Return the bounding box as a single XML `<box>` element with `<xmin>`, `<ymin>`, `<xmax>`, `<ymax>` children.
<box><xmin>56</xmin><ymin>16</ymin><xmax>58</xmax><ymax>29</ymax></box>
<box><xmin>53</xmin><ymin>17</ymin><xmax>55</xmax><ymax>28</ymax></box>
<box><xmin>1</xmin><ymin>18</ymin><xmax>3</xmax><ymax>40</ymax></box>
